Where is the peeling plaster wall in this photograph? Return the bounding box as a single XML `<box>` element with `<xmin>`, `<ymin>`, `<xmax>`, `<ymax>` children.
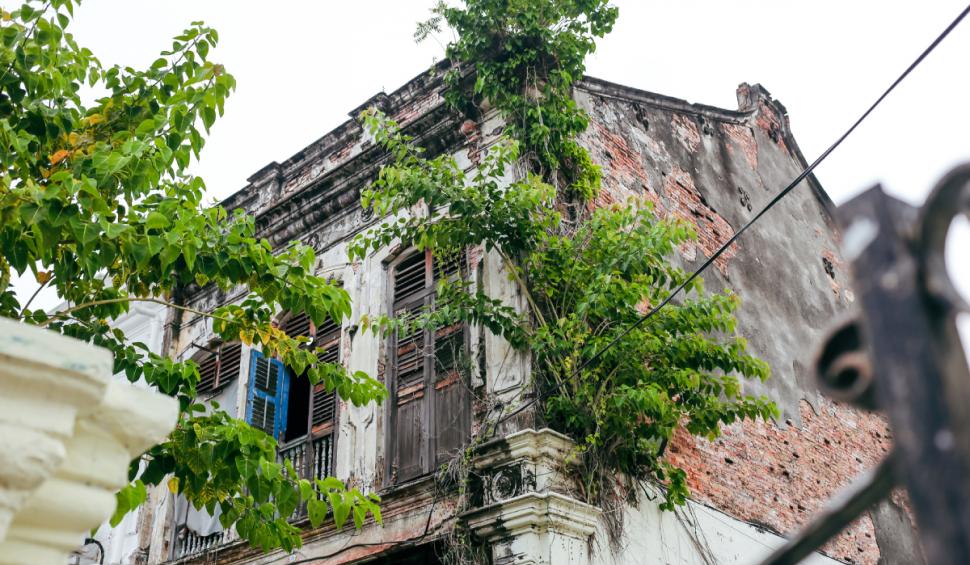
<box><xmin>576</xmin><ymin>79</ymin><xmax>921</xmax><ymax>564</ymax></box>
<box><xmin>596</xmin><ymin>497</ymin><xmax>841</xmax><ymax>565</ymax></box>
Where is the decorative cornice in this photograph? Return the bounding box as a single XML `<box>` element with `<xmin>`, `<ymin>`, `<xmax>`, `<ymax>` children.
<box><xmin>463</xmin><ymin>491</ymin><xmax>601</xmax><ymax>542</ymax></box>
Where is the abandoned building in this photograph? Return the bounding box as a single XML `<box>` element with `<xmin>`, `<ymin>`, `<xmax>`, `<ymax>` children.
<box><xmin>80</xmin><ymin>67</ymin><xmax>925</xmax><ymax>565</ymax></box>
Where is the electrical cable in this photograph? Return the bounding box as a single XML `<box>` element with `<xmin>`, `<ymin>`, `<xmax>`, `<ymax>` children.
<box><xmin>496</xmin><ymin>1</ymin><xmax>970</xmax><ymax>427</ymax></box>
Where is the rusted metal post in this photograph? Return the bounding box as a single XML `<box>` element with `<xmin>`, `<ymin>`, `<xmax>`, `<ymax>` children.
<box><xmin>760</xmin><ymin>163</ymin><xmax>970</xmax><ymax>564</ymax></box>
<box><xmin>838</xmin><ymin>168</ymin><xmax>970</xmax><ymax>564</ymax></box>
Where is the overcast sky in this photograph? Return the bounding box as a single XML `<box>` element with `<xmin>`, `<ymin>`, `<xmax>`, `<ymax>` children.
<box><xmin>17</xmin><ymin>0</ymin><xmax>970</xmax><ymax>344</ymax></box>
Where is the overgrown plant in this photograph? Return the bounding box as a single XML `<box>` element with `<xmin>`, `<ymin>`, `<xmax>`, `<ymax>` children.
<box><xmin>0</xmin><ymin>0</ymin><xmax>383</xmax><ymax>551</ymax></box>
<box><xmin>417</xmin><ymin>0</ymin><xmax>617</xmax><ymax>200</ymax></box>
<box><xmin>353</xmin><ymin>0</ymin><xmax>778</xmax><ymax>519</ymax></box>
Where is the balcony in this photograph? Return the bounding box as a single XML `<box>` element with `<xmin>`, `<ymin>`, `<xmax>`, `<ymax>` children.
<box><xmin>170</xmin><ymin>434</ymin><xmax>334</xmax><ymax>560</ymax></box>
<box><xmin>279</xmin><ymin>433</ymin><xmax>335</xmax><ymax>520</ymax></box>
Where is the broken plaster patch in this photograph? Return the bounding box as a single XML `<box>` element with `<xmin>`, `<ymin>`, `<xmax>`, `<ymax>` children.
<box><xmin>662</xmin><ymin>165</ymin><xmax>738</xmax><ymax>275</ymax></box>
<box><xmin>671</xmin><ymin>113</ymin><xmax>701</xmax><ymax>153</ymax></box>
<box><xmin>721</xmin><ymin>123</ymin><xmax>759</xmax><ymax>171</ymax></box>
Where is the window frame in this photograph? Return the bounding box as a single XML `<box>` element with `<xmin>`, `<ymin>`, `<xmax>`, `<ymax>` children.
<box><xmin>384</xmin><ymin>248</ymin><xmax>471</xmax><ymax>486</ymax></box>
<box><xmin>272</xmin><ymin>309</ymin><xmax>342</xmax><ymax>484</ymax></box>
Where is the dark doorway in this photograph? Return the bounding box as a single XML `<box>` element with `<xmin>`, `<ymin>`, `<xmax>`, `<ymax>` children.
<box><xmin>283</xmin><ymin>371</ymin><xmax>310</xmax><ymax>442</ymax></box>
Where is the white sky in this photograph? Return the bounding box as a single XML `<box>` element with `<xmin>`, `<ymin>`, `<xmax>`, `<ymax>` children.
<box><xmin>15</xmin><ymin>1</ymin><xmax>970</xmax><ymax>347</ymax></box>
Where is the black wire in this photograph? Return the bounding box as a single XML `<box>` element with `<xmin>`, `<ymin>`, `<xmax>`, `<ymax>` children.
<box><xmin>498</xmin><ymin>1</ymin><xmax>970</xmax><ymax>426</ymax></box>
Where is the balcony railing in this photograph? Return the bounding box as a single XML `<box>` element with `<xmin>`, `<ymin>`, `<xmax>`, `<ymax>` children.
<box><xmin>279</xmin><ymin>433</ymin><xmax>334</xmax><ymax>481</ymax></box>
<box><xmin>278</xmin><ymin>434</ymin><xmax>335</xmax><ymax>520</ymax></box>
<box><xmin>172</xmin><ymin>528</ymin><xmax>226</xmax><ymax>560</ymax></box>
<box><xmin>170</xmin><ymin>434</ymin><xmax>333</xmax><ymax>560</ymax></box>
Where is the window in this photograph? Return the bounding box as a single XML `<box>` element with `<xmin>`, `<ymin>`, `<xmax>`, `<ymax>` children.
<box><xmin>388</xmin><ymin>249</ymin><xmax>469</xmax><ymax>484</ymax></box>
<box><xmin>171</xmin><ymin>342</ymin><xmax>242</xmax><ymax>559</ymax></box>
<box><xmin>245</xmin><ymin>312</ymin><xmax>340</xmax><ymax>490</ymax></box>
<box><xmin>194</xmin><ymin>341</ymin><xmax>242</xmax><ymax>395</ymax></box>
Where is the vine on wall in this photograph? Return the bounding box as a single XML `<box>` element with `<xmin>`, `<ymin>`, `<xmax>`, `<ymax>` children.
<box><xmin>357</xmin><ymin>0</ymin><xmax>778</xmax><ymax>525</ymax></box>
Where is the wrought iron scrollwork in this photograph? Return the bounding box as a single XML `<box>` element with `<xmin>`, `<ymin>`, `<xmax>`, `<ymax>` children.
<box><xmin>762</xmin><ymin>163</ymin><xmax>970</xmax><ymax>564</ymax></box>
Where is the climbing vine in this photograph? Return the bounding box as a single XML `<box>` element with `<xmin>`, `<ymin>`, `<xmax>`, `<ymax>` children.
<box><xmin>356</xmin><ymin>0</ymin><xmax>778</xmax><ymax>533</ymax></box>
<box><xmin>418</xmin><ymin>0</ymin><xmax>616</xmax><ymax>200</ymax></box>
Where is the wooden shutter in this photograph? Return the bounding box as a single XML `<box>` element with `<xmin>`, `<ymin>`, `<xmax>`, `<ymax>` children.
<box><xmin>281</xmin><ymin>311</ymin><xmax>312</xmax><ymax>340</ymax></box>
<box><xmin>311</xmin><ymin>316</ymin><xmax>341</xmax><ymax>436</ymax></box>
<box><xmin>246</xmin><ymin>350</ymin><xmax>289</xmax><ymax>440</ymax></box>
<box><xmin>431</xmin><ymin>253</ymin><xmax>468</xmax><ymax>464</ymax></box>
<box><xmin>388</xmin><ymin>250</ymin><xmax>470</xmax><ymax>483</ymax></box>
<box><xmin>390</xmin><ymin>252</ymin><xmax>431</xmax><ymax>482</ymax></box>
<box><xmin>196</xmin><ymin>342</ymin><xmax>242</xmax><ymax>395</ymax></box>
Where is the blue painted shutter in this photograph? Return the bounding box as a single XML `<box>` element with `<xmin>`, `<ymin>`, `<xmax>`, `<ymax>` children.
<box><xmin>246</xmin><ymin>350</ymin><xmax>289</xmax><ymax>441</ymax></box>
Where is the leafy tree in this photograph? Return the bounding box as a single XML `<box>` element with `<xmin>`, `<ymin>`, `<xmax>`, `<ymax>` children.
<box><xmin>0</xmin><ymin>0</ymin><xmax>383</xmax><ymax>552</ymax></box>
<box><xmin>351</xmin><ymin>0</ymin><xmax>780</xmax><ymax>515</ymax></box>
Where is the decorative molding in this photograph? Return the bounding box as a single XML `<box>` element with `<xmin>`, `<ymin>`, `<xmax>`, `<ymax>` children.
<box><xmin>464</xmin><ymin>491</ymin><xmax>601</xmax><ymax>542</ymax></box>
<box><xmin>0</xmin><ymin>317</ymin><xmax>178</xmax><ymax>565</ymax></box>
<box><xmin>463</xmin><ymin>428</ymin><xmax>601</xmax><ymax>565</ymax></box>
<box><xmin>0</xmin><ymin>317</ymin><xmax>112</xmax><ymax>543</ymax></box>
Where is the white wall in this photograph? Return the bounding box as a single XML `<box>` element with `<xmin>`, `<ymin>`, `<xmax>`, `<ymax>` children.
<box><xmin>596</xmin><ymin>496</ymin><xmax>839</xmax><ymax>565</ymax></box>
<box><xmin>83</xmin><ymin>302</ymin><xmax>168</xmax><ymax>565</ymax></box>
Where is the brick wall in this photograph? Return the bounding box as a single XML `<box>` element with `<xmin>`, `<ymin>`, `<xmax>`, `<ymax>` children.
<box><xmin>575</xmin><ymin>80</ymin><xmax>920</xmax><ymax>564</ymax></box>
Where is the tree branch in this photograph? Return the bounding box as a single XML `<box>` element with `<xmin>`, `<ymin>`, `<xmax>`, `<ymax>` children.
<box><xmin>38</xmin><ymin>296</ymin><xmax>230</xmax><ymax>328</ymax></box>
<box><xmin>19</xmin><ymin>274</ymin><xmax>53</xmax><ymax>317</ymax></box>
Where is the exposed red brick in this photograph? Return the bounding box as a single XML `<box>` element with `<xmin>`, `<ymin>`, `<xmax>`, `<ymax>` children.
<box><xmin>392</xmin><ymin>91</ymin><xmax>443</xmax><ymax>125</ymax></box>
<box><xmin>587</xmin><ymin>120</ymin><xmax>654</xmax><ymax>202</ymax></box>
<box><xmin>662</xmin><ymin>165</ymin><xmax>737</xmax><ymax>275</ymax></box>
<box><xmin>585</xmin><ymin>116</ymin><xmax>737</xmax><ymax>275</ymax></box>
<box><xmin>667</xmin><ymin>398</ymin><xmax>893</xmax><ymax>564</ymax></box>
<box><xmin>721</xmin><ymin>123</ymin><xmax>759</xmax><ymax>170</ymax></box>
<box><xmin>671</xmin><ymin>113</ymin><xmax>701</xmax><ymax>153</ymax></box>
<box><xmin>329</xmin><ymin>142</ymin><xmax>355</xmax><ymax>164</ymax></box>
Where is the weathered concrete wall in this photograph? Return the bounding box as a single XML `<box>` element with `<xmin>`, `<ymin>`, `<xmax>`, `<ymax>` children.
<box><xmin>597</xmin><ymin>495</ymin><xmax>842</xmax><ymax>565</ymax></box>
<box><xmin>576</xmin><ymin>78</ymin><xmax>921</xmax><ymax>563</ymax></box>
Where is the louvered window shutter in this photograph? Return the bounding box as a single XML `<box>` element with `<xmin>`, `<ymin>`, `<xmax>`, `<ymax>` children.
<box><xmin>310</xmin><ymin>316</ymin><xmax>341</xmax><ymax>436</ymax></box>
<box><xmin>246</xmin><ymin>350</ymin><xmax>289</xmax><ymax>440</ymax></box>
<box><xmin>196</xmin><ymin>342</ymin><xmax>242</xmax><ymax>395</ymax></box>
<box><xmin>389</xmin><ymin>250</ymin><xmax>470</xmax><ymax>483</ymax></box>
<box><xmin>281</xmin><ymin>311</ymin><xmax>312</xmax><ymax>341</ymax></box>
<box><xmin>431</xmin><ymin>252</ymin><xmax>468</xmax><ymax>464</ymax></box>
<box><xmin>390</xmin><ymin>252</ymin><xmax>431</xmax><ymax>482</ymax></box>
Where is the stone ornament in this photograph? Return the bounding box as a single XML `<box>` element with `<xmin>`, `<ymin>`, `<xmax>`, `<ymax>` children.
<box><xmin>0</xmin><ymin>317</ymin><xmax>178</xmax><ymax>565</ymax></box>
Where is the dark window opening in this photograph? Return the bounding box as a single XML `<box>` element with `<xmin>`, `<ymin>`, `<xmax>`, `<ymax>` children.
<box><xmin>283</xmin><ymin>367</ymin><xmax>310</xmax><ymax>443</ymax></box>
<box><xmin>245</xmin><ymin>308</ymin><xmax>342</xmax><ymax>514</ymax></box>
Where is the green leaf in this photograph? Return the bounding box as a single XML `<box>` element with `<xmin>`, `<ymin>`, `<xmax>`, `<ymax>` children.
<box><xmin>110</xmin><ymin>480</ymin><xmax>147</xmax><ymax>527</ymax></box>
<box><xmin>146</xmin><ymin>211</ymin><xmax>170</xmax><ymax>230</ymax></box>
<box><xmin>330</xmin><ymin>491</ymin><xmax>350</xmax><ymax>529</ymax></box>
<box><xmin>307</xmin><ymin>498</ymin><xmax>328</xmax><ymax>528</ymax></box>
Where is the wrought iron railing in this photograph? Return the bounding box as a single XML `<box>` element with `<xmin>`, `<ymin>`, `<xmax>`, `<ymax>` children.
<box><xmin>761</xmin><ymin>164</ymin><xmax>970</xmax><ymax>564</ymax></box>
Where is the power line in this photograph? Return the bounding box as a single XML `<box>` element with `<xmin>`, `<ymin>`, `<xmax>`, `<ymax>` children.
<box><xmin>498</xmin><ymin>1</ymin><xmax>970</xmax><ymax>426</ymax></box>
